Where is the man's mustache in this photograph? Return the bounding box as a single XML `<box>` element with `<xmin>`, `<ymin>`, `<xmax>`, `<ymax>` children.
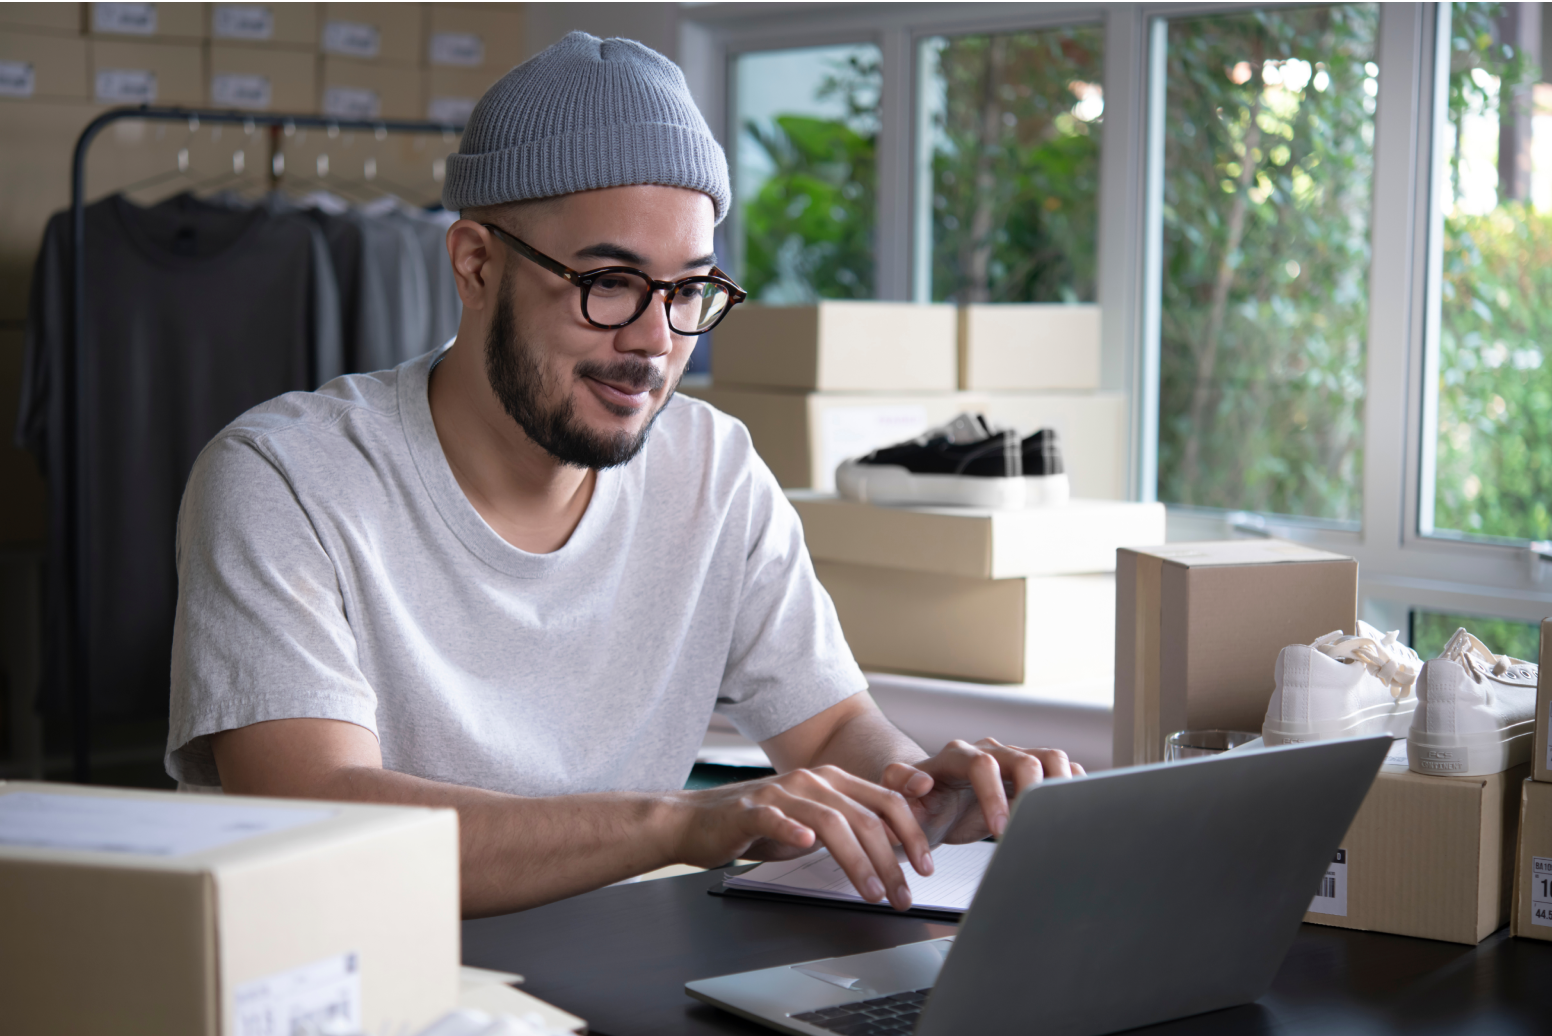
<box><xmin>574</xmin><ymin>359</ymin><xmax>666</xmax><ymax>393</ymax></box>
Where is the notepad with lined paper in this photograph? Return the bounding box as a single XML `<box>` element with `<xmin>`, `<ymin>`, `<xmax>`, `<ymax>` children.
<box><xmin>723</xmin><ymin>840</ymin><xmax>995</xmax><ymax>914</ymax></box>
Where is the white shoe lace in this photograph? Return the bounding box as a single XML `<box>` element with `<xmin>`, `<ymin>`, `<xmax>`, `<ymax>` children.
<box><xmin>1312</xmin><ymin>627</ymin><xmax>1421</xmax><ymax>699</ymax></box>
<box><xmin>1440</xmin><ymin>627</ymin><xmax>1537</xmax><ymax>684</ymax></box>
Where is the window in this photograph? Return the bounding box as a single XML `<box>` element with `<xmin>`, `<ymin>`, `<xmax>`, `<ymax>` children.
<box><xmin>915</xmin><ymin>26</ymin><xmax>1104</xmax><ymax>303</ymax></box>
<box><xmin>1155</xmin><ymin>5</ymin><xmax>1379</xmax><ymax>524</ymax></box>
<box><xmin>732</xmin><ymin>44</ymin><xmax>882</xmax><ymax>302</ymax></box>
<box><xmin>1410</xmin><ymin>608</ymin><xmax>1540</xmax><ymax>661</ymax></box>
<box><xmin>1422</xmin><ymin>1</ymin><xmax>1552</xmax><ymax>545</ymax></box>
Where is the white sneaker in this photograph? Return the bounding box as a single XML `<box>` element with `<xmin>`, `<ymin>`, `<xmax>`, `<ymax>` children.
<box><xmin>1407</xmin><ymin>627</ymin><xmax>1538</xmax><ymax>777</ymax></box>
<box><xmin>1262</xmin><ymin>621</ymin><xmax>1421</xmax><ymax>745</ymax></box>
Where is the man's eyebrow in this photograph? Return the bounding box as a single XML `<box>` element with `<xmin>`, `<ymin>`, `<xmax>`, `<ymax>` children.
<box><xmin>574</xmin><ymin>242</ymin><xmax>719</xmax><ymax>273</ymax></box>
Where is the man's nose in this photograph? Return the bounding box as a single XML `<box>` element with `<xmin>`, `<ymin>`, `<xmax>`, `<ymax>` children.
<box><xmin>615</xmin><ymin>289</ymin><xmax>675</xmax><ymax>357</ymax></box>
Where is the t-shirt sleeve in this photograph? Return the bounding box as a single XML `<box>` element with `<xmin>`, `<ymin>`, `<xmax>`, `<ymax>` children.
<box><xmin>713</xmin><ymin>451</ymin><xmax>868</xmax><ymax>744</ymax></box>
<box><xmin>166</xmin><ymin>433</ymin><xmax>379</xmax><ymax>786</ymax></box>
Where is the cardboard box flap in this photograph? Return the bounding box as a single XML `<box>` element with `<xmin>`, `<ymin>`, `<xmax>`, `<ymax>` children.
<box><xmin>1128</xmin><ymin>539</ymin><xmax>1353</xmax><ymax>568</ymax></box>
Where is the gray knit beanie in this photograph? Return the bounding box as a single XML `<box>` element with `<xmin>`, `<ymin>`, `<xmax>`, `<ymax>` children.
<box><xmin>442</xmin><ymin>31</ymin><xmax>730</xmax><ymax>223</ymax></box>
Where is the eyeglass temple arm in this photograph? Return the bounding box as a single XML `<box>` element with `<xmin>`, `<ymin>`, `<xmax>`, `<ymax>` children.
<box><xmin>481</xmin><ymin>223</ymin><xmax>580</xmax><ymax>284</ymax></box>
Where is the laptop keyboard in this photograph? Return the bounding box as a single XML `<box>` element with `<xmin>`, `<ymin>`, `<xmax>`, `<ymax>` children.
<box><xmin>790</xmin><ymin>989</ymin><xmax>931</xmax><ymax>1034</ymax></box>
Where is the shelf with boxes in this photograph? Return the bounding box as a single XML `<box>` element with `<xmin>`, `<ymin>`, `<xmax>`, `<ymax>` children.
<box><xmin>685</xmin><ymin>299</ymin><xmax>1127</xmax><ymax>499</ymax></box>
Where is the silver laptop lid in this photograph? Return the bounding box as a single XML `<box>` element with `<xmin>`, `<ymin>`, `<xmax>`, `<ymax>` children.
<box><xmin>917</xmin><ymin>737</ymin><xmax>1389</xmax><ymax>1036</ymax></box>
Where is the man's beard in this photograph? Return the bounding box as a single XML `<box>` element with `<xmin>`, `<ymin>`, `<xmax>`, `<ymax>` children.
<box><xmin>484</xmin><ymin>276</ymin><xmax>677</xmax><ymax>470</ymax></box>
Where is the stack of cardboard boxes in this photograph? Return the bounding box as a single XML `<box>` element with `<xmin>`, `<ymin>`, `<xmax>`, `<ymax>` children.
<box><xmin>1511</xmin><ymin>621</ymin><xmax>1552</xmax><ymax>940</ymax></box>
<box><xmin>690</xmin><ymin>300</ymin><xmax>1129</xmax><ymax>499</ymax></box>
<box><xmin>1115</xmin><ymin>546</ymin><xmax>1540</xmax><ymax>945</ymax></box>
<box><xmin>687</xmin><ymin>299</ymin><xmax>1159</xmax><ymax>688</ymax></box>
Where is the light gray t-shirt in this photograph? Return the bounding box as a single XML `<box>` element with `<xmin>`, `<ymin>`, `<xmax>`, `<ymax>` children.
<box><xmin>166</xmin><ymin>347</ymin><xmax>866</xmax><ymax>792</ymax></box>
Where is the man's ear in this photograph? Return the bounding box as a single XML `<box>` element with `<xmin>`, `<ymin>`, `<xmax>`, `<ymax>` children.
<box><xmin>446</xmin><ymin>219</ymin><xmax>502</xmax><ymax>310</ymax></box>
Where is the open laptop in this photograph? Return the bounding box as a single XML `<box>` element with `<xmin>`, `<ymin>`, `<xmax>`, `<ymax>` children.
<box><xmin>686</xmin><ymin>737</ymin><xmax>1389</xmax><ymax>1036</ymax></box>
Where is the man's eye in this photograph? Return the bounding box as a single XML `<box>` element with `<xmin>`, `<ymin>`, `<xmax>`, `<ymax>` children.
<box><xmin>593</xmin><ymin>275</ymin><xmax>635</xmax><ymax>294</ymax></box>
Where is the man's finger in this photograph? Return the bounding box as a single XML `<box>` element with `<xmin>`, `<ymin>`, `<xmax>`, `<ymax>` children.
<box><xmin>985</xmin><ymin>745</ymin><xmax>1045</xmax><ymax>798</ymax></box>
<box><xmin>775</xmin><ymin>788</ymin><xmax>904</xmax><ymax>908</ymax></box>
<box><xmin>881</xmin><ymin>761</ymin><xmax>935</xmax><ymax>799</ymax></box>
<box><xmin>743</xmin><ymin>800</ymin><xmax>814</xmax><ymax>853</ymax></box>
<box><xmin>823</xmin><ymin>767</ymin><xmax>934</xmax><ymax>877</ymax></box>
<box><xmin>962</xmin><ymin>746</ymin><xmax>1013</xmax><ymax>836</ymax></box>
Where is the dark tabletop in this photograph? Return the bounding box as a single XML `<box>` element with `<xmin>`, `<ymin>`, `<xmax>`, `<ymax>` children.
<box><xmin>461</xmin><ymin>868</ymin><xmax>1552</xmax><ymax>1036</ymax></box>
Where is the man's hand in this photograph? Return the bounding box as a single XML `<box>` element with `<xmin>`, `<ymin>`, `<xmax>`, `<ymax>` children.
<box><xmin>665</xmin><ymin>765</ymin><xmax>935</xmax><ymax>912</ymax></box>
<box><xmin>881</xmin><ymin>738</ymin><xmax>1085</xmax><ymax>845</ymax></box>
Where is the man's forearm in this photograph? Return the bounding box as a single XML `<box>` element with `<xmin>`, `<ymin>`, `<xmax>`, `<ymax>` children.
<box><xmin>266</xmin><ymin>764</ymin><xmax>680</xmax><ymax>917</ymax></box>
<box><xmin>797</xmin><ymin>702</ymin><xmax>928</xmax><ymax>784</ymax></box>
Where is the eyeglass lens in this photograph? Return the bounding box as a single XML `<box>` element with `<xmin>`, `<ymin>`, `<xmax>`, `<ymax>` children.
<box><xmin>585</xmin><ymin>272</ymin><xmax>732</xmax><ymax>334</ymax></box>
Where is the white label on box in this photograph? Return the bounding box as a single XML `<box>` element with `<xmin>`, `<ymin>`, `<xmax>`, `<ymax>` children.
<box><xmin>234</xmin><ymin>951</ymin><xmax>362</xmax><ymax>1036</ymax></box>
<box><xmin>430</xmin><ymin>31</ymin><xmax>485</xmax><ymax>67</ymax></box>
<box><xmin>94</xmin><ymin>2</ymin><xmax>158</xmax><ymax>35</ymax></box>
<box><xmin>323</xmin><ymin>86</ymin><xmax>381</xmax><ymax>119</ymax></box>
<box><xmin>323</xmin><ymin>20</ymin><xmax>380</xmax><ymax>58</ymax></box>
<box><xmin>819</xmin><ymin>405</ymin><xmax>930</xmax><ymax>492</ymax></box>
<box><xmin>214</xmin><ymin>5</ymin><xmax>274</xmax><ymax>41</ymax></box>
<box><xmin>428</xmin><ymin>96</ymin><xmax>477</xmax><ymax>124</ymax></box>
<box><xmin>0</xmin><ymin>60</ymin><xmax>35</xmax><ymax>99</ymax></box>
<box><xmin>1533</xmin><ymin>857</ymin><xmax>1552</xmax><ymax>927</ymax></box>
<box><xmin>0</xmin><ymin>792</ymin><xmax>333</xmax><ymax>856</ymax></box>
<box><xmin>212</xmin><ymin>73</ymin><xmax>272</xmax><ymax>110</ymax></box>
<box><xmin>95</xmin><ymin>68</ymin><xmax>157</xmax><ymax>104</ymax></box>
<box><xmin>1308</xmin><ymin>848</ymin><xmax>1348</xmax><ymax>916</ymax></box>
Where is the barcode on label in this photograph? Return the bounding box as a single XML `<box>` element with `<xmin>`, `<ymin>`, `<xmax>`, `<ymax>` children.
<box><xmin>1308</xmin><ymin>848</ymin><xmax>1348</xmax><ymax>917</ymax></box>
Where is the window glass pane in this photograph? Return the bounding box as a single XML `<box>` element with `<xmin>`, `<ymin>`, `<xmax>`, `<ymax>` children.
<box><xmin>1410</xmin><ymin>608</ymin><xmax>1539</xmax><ymax>661</ymax></box>
<box><xmin>734</xmin><ymin>44</ymin><xmax>881</xmax><ymax>302</ymax></box>
<box><xmin>916</xmin><ymin>27</ymin><xmax>1104</xmax><ymax>303</ymax></box>
<box><xmin>1426</xmin><ymin>2</ymin><xmax>1551</xmax><ymax>544</ymax></box>
<box><xmin>1156</xmin><ymin>5</ymin><xmax>1379</xmax><ymax>522</ymax></box>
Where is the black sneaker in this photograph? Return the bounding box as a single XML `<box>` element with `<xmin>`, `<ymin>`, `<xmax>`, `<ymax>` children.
<box><xmin>1022</xmin><ymin>428</ymin><xmax>1071</xmax><ymax>506</ymax></box>
<box><xmin>835</xmin><ymin>413</ymin><xmax>1025</xmax><ymax>508</ymax></box>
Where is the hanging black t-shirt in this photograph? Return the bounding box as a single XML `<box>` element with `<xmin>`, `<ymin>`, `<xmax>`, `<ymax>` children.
<box><xmin>16</xmin><ymin>193</ymin><xmax>343</xmax><ymax>721</ymax></box>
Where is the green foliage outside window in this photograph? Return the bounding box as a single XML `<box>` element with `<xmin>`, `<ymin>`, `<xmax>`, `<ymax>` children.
<box><xmin>1410</xmin><ymin>610</ymin><xmax>1540</xmax><ymax>662</ymax></box>
<box><xmin>1157</xmin><ymin>4</ymin><xmax>1379</xmax><ymax>522</ymax></box>
<box><xmin>739</xmin><ymin>53</ymin><xmax>879</xmax><ymax>302</ymax></box>
<box><xmin>926</xmin><ymin>28</ymin><xmax>1104</xmax><ymax>303</ymax></box>
<box><xmin>1432</xmin><ymin>2</ymin><xmax>1549</xmax><ymax>542</ymax></box>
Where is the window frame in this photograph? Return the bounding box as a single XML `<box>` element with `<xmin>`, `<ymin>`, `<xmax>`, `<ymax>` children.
<box><xmin>679</xmin><ymin>1</ymin><xmax>1552</xmax><ymax>634</ymax></box>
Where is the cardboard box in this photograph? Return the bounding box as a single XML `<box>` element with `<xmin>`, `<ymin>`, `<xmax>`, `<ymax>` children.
<box><xmin>686</xmin><ymin>385</ymin><xmax>1128</xmax><ymax>499</ymax></box>
<box><xmin>89</xmin><ymin>38</ymin><xmax>203</xmax><ymax>105</ymax></box>
<box><xmin>0</xmin><ymin>781</ymin><xmax>460</xmax><ymax>1035</ymax></box>
<box><xmin>210</xmin><ymin>3</ymin><xmax>318</xmax><ymax>49</ymax></box>
<box><xmin>89</xmin><ymin>2</ymin><xmax>206</xmax><ymax>40</ymax></box>
<box><xmin>790</xmin><ymin>492</ymin><xmax>1165</xmax><ymax>579</ymax></box>
<box><xmin>320</xmin><ymin>2</ymin><xmax>420</xmax><ymax>65</ymax></box>
<box><xmin>711</xmin><ymin>302</ymin><xmax>959</xmax><ymax>392</ymax></box>
<box><xmin>0</xmin><ymin>30</ymin><xmax>89</xmax><ymax>101</ymax></box>
<box><xmin>814</xmin><ymin>560</ymin><xmax>1113</xmax><ymax>684</ymax></box>
<box><xmin>427</xmin><ymin>65</ymin><xmax>502</xmax><ymax>123</ymax></box>
<box><xmin>1536</xmin><ymin>617</ymin><xmax>1551</xmax><ymax>783</ymax></box>
<box><xmin>428</xmin><ymin>4</ymin><xmax>525</xmax><ymax>71</ymax></box>
<box><xmin>209</xmin><ymin>43</ymin><xmax>315</xmax><ymax>111</ymax></box>
<box><xmin>0</xmin><ymin>4</ymin><xmax>84</xmax><ymax>34</ymax></box>
<box><xmin>1114</xmin><ymin>540</ymin><xmax>1357</xmax><ymax>767</ymax></box>
<box><xmin>1304</xmin><ymin>760</ymin><xmax>1526</xmax><ymax>945</ymax></box>
<box><xmin>958</xmin><ymin>303</ymin><xmax>1101</xmax><ymax>391</ymax></box>
<box><xmin>1512</xmin><ymin>776</ymin><xmax>1552</xmax><ymax>939</ymax></box>
<box><xmin>321</xmin><ymin>56</ymin><xmax>423</xmax><ymax>120</ymax></box>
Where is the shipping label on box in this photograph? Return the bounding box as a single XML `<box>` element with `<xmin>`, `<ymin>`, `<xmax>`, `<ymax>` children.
<box><xmin>1114</xmin><ymin>540</ymin><xmax>1357</xmax><ymax>767</ymax></box>
<box><xmin>1306</xmin><ymin>764</ymin><xmax>1526</xmax><ymax>945</ymax></box>
<box><xmin>428</xmin><ymin>4</ymin><xmax>524</xmax><ymax>71</ymax></box>
<box><xmin>91</xmin><ymin>39</ymin><xmax>202</xmax><ymax>105</ymax></box>
<box><xmin>321</xmin><ymin>57</ymin><xmax>423</xmax><ymax>120</ymax></box>
<box><xmin>1536</xmin><ymin>618</ymin><xmax>1550</xmax><ymax>783</ymax></box>
<box><xmin>1512</xmin><ymin>777</ymin><xmax>1552</xmax><ymax>939</ymax></box>
<box><xmin>91</xmin><ymin>1</ymin><xmax>205</xmax><ymax>40</ymax></box>
<box><xmin>210</xmin><ymin>44</ymin><xmax>314</xmax><ymax>111</ymax></box>
<box><xmin>321</xmin><ymin>3</ymin><xmax>421</xmax><ymax>65</ymax></box>
<box><xmin>0</xmin><ymin>33</ymin><xmax>89</xmax><ymax>100</ymax></box>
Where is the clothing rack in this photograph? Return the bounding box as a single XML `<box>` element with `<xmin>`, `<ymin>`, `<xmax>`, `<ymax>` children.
<box><xmin>65</xmin><ymin>105</ymin><xmax>465</xmax><ymax>782</ymax></box>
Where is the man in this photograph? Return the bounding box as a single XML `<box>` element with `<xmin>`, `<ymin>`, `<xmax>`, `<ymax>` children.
<box><xmin>167</xmin><ymin>32</ymin><xmax>1083</xmax><ymax>918</ymax></box>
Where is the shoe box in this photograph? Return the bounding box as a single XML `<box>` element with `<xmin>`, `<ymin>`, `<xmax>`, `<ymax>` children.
<box><xmin>711</xmin><ymin>301</ymin><xmax>959</xmax><ymax>392</ymax></box>
<box><xmin>1304</xmin><ymin>756</ymin><xmax>1528</xmax><ymax>945</ymax></box>
<box><xmin>1512</xmin><ymin>776</ymin><xmax>1552</xmax><ymax>940</ymax></box>
<box><xmin>1536</xmin><ymin>617</ymin><xmax>1551</xmax><ymax>784</ymax></box>
<box><xmin>793</xmin><ymin>495</ymin><xmax>1165</xmax><ymax>684</ymax></box>
<box><xmin>957</xmin><ymin>303</ymin><xmax>1101</xmax><ymax>391</ymax></box>
<box><xmin>684</xmin><ymin>384</ymin><xmax>1129</xmax><ymax>499</ymax></box>
<box><xmin>1114</xmin><ymin>540</ymin><xmax>1357</xmax><ymax>767</ymax></box>
<box><xmin>0</xmin><ymin>780</ymin><xmax>459</xmax><ymax>1035</ymax></box>
<box><xmin>814</xmin><ymin>560</ymin><xmax>1115</xmax><ymax>685</ymax></box>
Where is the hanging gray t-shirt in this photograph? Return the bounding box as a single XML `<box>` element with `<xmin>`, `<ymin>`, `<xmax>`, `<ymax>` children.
<box><xmin>165</xmin><ymin>347</ymin><xmax>866</xmax><ymax>792</ymax></box>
